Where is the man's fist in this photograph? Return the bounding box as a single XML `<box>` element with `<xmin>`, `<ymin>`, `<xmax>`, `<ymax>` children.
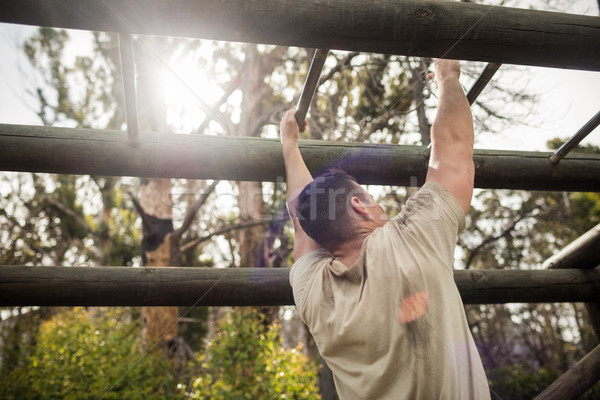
<box><xmin>280</xmin><ymin>109</ymin><xmax>301</xmax><ymax>148</ymax></box>
<box><xmin>427</xmin><ymin>59</ymin><xmax>461</xmax><ymax>86</ymax></box>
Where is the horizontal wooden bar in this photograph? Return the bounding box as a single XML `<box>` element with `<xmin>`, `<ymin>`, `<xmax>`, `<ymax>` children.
<box><xmin>1</xmin><ymin>266</ymin><xmax>600</xmax><ymax>306</ymax></box>
<box><xmin>1</xmin><ymin>124</ymin><xmax>600</xmax><ymax>191</ymax></box>
<box><xmin>0</xmin><ymin>0</ymin><xmax>599</xmax><ymax>71</ymax></box>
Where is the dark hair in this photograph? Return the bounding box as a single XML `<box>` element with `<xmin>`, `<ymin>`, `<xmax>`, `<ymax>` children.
<box><xmin>295</xmin><ymin>168</ymin><xmax>367</xmax><ymax>250</ymax></box>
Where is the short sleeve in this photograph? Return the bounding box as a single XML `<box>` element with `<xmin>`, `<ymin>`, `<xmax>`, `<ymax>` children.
<box><xmin>289</xmin><ymin>249</ymin><xmax>332</xmax><ymax>322</ymax></box>
<box><xmin>388</xmin><ymin>182</ymin><xmax>465</xmax><ymax>270</ymax></box>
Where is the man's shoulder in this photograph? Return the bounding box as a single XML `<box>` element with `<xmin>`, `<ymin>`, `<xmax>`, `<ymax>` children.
<box><xmin>289</xmin><ymin>249</ymin><xmax>332</xmax><ymax>312</ymax></box>
<box><xmin>390</xmin><ymin>181</ymin><xmax>466</xmax><ymax>233</ymax></box>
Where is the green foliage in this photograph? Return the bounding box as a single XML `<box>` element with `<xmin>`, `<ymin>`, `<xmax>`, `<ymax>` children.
<box><xmin>488</xmin><ymin>362</ymin><xmax>600</xmax><ymax>400</ymax></box>
<box><xmin>187</xmin><ymin>308</ymin><xmax>320</xmax><ymax>400</ymax></box>
<box><xmin>0</xmin><ymin>308</ymin><xmax>183</xmax><ymax>400</ymax></box>
<box><xmin>488</xmin><ymin>362</ymin><xmax>559</xmax><ymax>399</ymax></box>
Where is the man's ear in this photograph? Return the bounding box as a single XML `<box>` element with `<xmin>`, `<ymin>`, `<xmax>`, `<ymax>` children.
<box><xmin>350</xmin><ymin>196</ymin><xmax>369</xmax><ymax>217</ymax></box>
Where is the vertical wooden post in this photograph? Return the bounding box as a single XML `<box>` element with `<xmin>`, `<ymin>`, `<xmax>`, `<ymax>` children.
<box><xmin>117</xmin><ymin>33</ymin><xmax>140</xmax><ymax>145</ymax></box>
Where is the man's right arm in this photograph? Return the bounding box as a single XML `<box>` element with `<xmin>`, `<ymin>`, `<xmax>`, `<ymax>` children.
<box><xmin>425</xmin><ymin>59</ymin><xmax>475</xmax><ymax>216</ymax></box>
<box><xmin>280</xmin><ymin>109</ymin><xmax>322</xmax><ymax>260</ymax></box>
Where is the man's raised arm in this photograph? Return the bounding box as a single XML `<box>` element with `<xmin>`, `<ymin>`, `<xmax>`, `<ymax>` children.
<box><xmin>425</xmin><ymin>59</ymin><xmax>475</xmax><ymax>215</ymax></box>
<box><xmin>280</xmin><ymin>109</ymin><xmax>321</xmax><ymax>260</ymax></box>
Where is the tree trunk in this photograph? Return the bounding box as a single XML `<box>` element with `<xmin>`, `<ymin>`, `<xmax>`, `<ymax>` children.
<box><xmin>135</xmin><ymin>36</ymin><xmax>180</xmax><ymax>370</ymax></box>
<box><xmin>237</xmin><ymin>46</ymin><xmax>265</xmax><ymax>270</ymax></box>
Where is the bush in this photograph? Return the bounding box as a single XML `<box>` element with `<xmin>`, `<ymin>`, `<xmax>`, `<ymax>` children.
<box><xmin>187</xmin><ymin>308</ymin><xmax>320</xmax><ymax>400</ymax></box>
<box><xmin>0</xmin><ymin>307</ymin><xmax>183</xmax><ymax>400</ymax></box>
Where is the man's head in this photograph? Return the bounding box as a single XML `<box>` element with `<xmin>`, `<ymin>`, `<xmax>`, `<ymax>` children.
<box><xmin>295</xmin><ymin>168</ymin><xmax>387</xmax><ymax>251</ymax></box>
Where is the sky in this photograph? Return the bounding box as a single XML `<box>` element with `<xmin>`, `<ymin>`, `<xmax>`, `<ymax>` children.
<box><xmin>0</xmin><ymin>1</ymin><xmax>599</xmax><ymax>152</ymax></box>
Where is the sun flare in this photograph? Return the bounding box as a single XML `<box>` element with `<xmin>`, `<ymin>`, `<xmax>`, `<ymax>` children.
<box><xmin>163</xmin><ymin>46</ymin><xmax>224</xmax><ymax>133</ymax></box>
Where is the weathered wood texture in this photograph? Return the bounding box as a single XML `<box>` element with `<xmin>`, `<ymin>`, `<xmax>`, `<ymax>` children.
<box><xmin>550</xmin><ymin>110</ymin><xmax>600</xmax><ymax>164</ymax></box>
<box><xmin>1</xmin><ymin>266</ymin><xmax>600</xmax><ymax>306</ymax></box>
<box><xmin>544</xmin><ymin>224</ymin><xmax>600</xmax><ymax>270</ymax></box>
<box><xmin>534</xmin><ymin>344</ymin><xmax>600</xmax><ymax>400</ymax></box>
<box><xmin>2</xmin><ymin>124</ymin><xmax>600</xmax><ymax>192</ymax></box>
<box><xmin>0</xmin><ymin>0</ymin><xmax>599</xmax><ymax>71</ymax></box>
<box><xmin>295</xmin><ymin>49</ymin><xmax>329</xmax><ymax>131</ymax></box>
<box><xmin>543</xmin><ymin>223</ymin><xmax>600</xmax><ymax>340</ymax></box>
<box><xmin>466</xmin><ymin>63</ymin><xmax>501</xmax><ymax>105</ymax></box>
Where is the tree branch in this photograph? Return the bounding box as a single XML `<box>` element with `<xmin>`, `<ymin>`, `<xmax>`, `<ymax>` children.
<box><xmin>251</xmin><ymin>51</ymin><xmax>359</xmax><ymax>138</ymax></box>
<box><xmin>129</xmin><ymin>192</ymin><xmax>155</xmax><ymax>237</ymax></box>
<box><xmin>318</xmin><ymin>51</ymin><xmax>359</xmax><ymax>86</ymax></box>
<box><xmin>464</xmin><ymin>213</ymin><xmax>532</xmax><ymax>270</ymax></box>
<box><xmin>180</xmin><ymin>220</ymin><xmax>267</xmax><ymax>253</ymax></box>
<box><xmin>172</xmin><ymin>180</ymin><xmax>219</xmax><ymax>242</ymax></box>
<box><xmin>42</xmin><ymin>195</ymin><xmax>92</xmax><ymax>234</ymax></box>
<box><xmin>407</xmin><ymin>58</ymin><xmax>432</xmax><ymax>145</ymax></box>
<box><xmin>194</xmin><ymin>72</ymin><xmax>242</xmax><ymax>135</ymax></box>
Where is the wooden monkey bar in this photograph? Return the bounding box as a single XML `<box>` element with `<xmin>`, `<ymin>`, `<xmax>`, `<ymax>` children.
<box><xmin>549</xmin><ymin>110</ymin><xmax>600</xmax><ymax>165</ymax></box>
<box><xmin>295</xmin><ymin>49</ymin><xmax>329</xmax><ymax>131</ymax></box>
<box><xmin>0</xmin><ymin>0</ymin><xmax>599</xmax><ymax>71</ymax></box>
<box><xmin>1</xmin><ymin>266</ymin><xmax>600</xmax><ymax>307</ymax></box>
<box><xmin>1</xmin><ymin>124</ymin><xmax>600</xmax><ymax>191</ymax></box>
<box><xmin>466</xmin><ymin>63</ymin><xmax>502</xmax><ymax>105</ymax></box>
<box><xmin>544</xmin><ymin>223</ymin><xmax>600</xmax><ymax>340</ymax></box>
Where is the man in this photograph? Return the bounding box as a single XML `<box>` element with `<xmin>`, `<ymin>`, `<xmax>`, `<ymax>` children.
<box><xmin>281</xmin><ymin>59</ymin><xmax>490</xmax><ymax>399</ymax></box>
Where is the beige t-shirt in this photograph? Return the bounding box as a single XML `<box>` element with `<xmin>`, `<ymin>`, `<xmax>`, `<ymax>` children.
<box><xmin>290</xmin><ymin>182</ymin><xmax>490</xmax><ymax>399</ymax></box>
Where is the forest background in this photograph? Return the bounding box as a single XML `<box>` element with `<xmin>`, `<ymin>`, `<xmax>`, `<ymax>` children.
<box><xmin>1</xmin><ymin>0</ymin><xmax>600</xmax><ymax>399</ymax></box>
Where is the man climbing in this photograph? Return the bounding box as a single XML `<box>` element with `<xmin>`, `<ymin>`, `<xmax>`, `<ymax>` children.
<box><xmin>281</xmin><ymin>59</ymin><xmax>490</xmax><ymax>399</ymax></box>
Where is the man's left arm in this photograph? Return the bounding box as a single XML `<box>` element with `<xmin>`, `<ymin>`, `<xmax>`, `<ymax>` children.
<box><xmin>280</xmin><ymin>110</ymin><xmax>322</xmax><ymax>261</ymax></box>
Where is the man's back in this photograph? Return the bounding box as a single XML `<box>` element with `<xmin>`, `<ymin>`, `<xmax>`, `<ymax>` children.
<box><xmin>290</xmin><ymin>183</ymin><xmax>490</xmax><ymax>399</ymax></box>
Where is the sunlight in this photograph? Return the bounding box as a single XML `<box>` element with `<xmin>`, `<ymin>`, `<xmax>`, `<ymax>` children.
<box><xmin>163</xmin><ymin>45</ymin><xmax>224</xmax><ymax>133</ymax></box>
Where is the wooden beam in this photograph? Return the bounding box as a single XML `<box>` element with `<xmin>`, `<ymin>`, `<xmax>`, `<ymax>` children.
<box><xmin>2</xmin><ymin>124</ymin><xmax>600</xmax><ymax>192</ymax></box>
<box><xmin>117</xmin><ymin>33</ymin><xmax>140</xmax><ymax>145</ymax></box>
<box><xmin>1</xmin><ymin>266</ymin><xmax>600</xmax><ymax>306</ymax></box>
<box><xmin>1</xmin><ymin>0</ymin><xmax>599</xmax><ymax>71</ymax></box>
<box><xmin>543</xmin><ymin>223</ymin><xmax>600</xmax><ymax>340</ymax></box>
<box><xmin>295</xmin><ymin>49</ymin><xmax>329</xmax><ymax>131</ymax></box>
<box><xmin>466</xmin><ymin>63</ymin><xmax>501</xmax><ymax>105</ymax></box>
<box><xmin>534</xmin><ymin>344</ymin><xmax>600</xmax><ymax>400</ymax></box>
<box><xmin>544</xmin><ymin>224</ymin><xmax>600</xmax><ymax>270</ymax></box>
<box><xmin>549</xmin><ymin>110</ymin><xmax>600</xmax><ymax>165</ymax></box>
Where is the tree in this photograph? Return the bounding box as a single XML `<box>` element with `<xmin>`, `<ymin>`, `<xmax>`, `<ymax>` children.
<box><xmin>460</xmin><ymin>142</ymin><xmax>600</xmax><ymax>397</ymax></box>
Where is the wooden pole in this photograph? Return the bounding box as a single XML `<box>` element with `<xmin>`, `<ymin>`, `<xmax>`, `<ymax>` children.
<box><xmin>543</xmin><ymin>223</ymin><xmax>600</xmax><ymax>340</ymax></box>
<box><xmin>549</xmin><ymin>110</ymin><xmax>600</xmax><ymax>165</ymax></box>
<box><xmin>534</xmin><ymin>344</ymin><xmax>600</xmax><ymax>400</ymax></box>
<box><xmin>1</xmin><ymin>0</ymin><xmax>599</xmax><ymax>71</ymax></box>
<box><xmin>1</xmin><ymin>124</ymin><xmax>600</xmax><ymax>192</ymax></box>
<box><xmin>466</xmin><ymin>63</ymin><xmax>502</xmax><ymax>105</ymax></box>
<box><xmin>295</xmin><ymin>49</ymin><xmax>329</xmax><ymax>131</ymax></box>
<box><xmin>543</xmin><ymin>224</ymin><xmax>600</xmax><ymax>270</ymax></box>
<box><xmin>117</xmin><ymin>33</ymin><xmax>140</xmax><ymax>145</ymax></box>
<box><xmin>1</xmin><ymin>266</ymin><xmax>600</xmax><ymax>306</ymax></box>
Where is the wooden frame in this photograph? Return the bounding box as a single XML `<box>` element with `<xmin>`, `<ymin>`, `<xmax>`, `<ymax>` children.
<box><xmin>1</xmin><ymin>0</ymin><xmax>599</xmax><ymax>70</ymax></box>
<box><xmin>1</xmin><ymin>266</ymin><xmax>599</xmax><ymax>307</ymax></box>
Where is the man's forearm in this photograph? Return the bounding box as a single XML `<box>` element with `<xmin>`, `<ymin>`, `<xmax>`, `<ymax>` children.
<box><xmin>431</xmin><ymin>77</ymin><xmax>474</xmax><ymax>149</ymax></box>
<box><xmin>283</xmin><ymin>144</ymin><xmax>313</xmax><ymax>203</ymax></box>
